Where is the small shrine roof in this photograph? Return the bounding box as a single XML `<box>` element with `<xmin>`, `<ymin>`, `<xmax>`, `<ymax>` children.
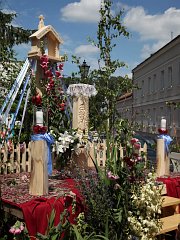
<box><xmin>29</xmin><ymin>25</ymin><xmax>63</xmax><ymax>44</ymax></box>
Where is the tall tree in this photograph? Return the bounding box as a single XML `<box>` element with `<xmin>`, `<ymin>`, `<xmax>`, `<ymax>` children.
<box><xmin>87</xmin><ymin>0</ymin><xmax>133</xmax><ymax>133</ymax></box>
<box><xmin>0</xmin><ymin>8</ymin><xmax>34</xmax><ymax>64</ymax></box>
<box><xmin>0</xmin><ymin>6</ymin><xmax>35</xmax><ymax>97</ymax></box>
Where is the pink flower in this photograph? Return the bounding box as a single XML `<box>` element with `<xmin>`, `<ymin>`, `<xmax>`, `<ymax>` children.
<box><xmin>21</xmin><ymin>175</ymin><xmax>28</xmax><ymax>182</ymax></box>
<box><xmin>20</xmin><ymin>224</ymin><xmax>24</xmax><ymax>231</ymax></box>
<box><xmin>107</xmin><ymin>171</ymin><xmax>119</xmax><ymax>180</ymax></box>
<box><xmin>134</xmin><ymin>142</ymin><xmax>141</xmax><ymax>149</ymax></box>
<box><xmin>9</xmin><ymin>227</ymin><xmax>15</xmax><ymax>234</ymax></box>
<box><xmin>14</xmin><ymin>228</ymin><xmax>21</xmax><ymax>234</ymax></box>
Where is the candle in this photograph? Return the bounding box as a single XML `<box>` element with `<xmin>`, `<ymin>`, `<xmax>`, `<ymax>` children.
<box><xmin>161</xmin><ymin>117</ymin><xmax>166</xmax><ymax>130</ymax></box>
<box><xmin>36</xmin><ymin>110</ymin><xmax>43</xmax><ymax>126</ymax></box>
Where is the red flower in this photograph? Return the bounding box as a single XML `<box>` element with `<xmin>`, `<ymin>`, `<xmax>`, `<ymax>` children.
<box><xmin>55</xmin><ymin>71</ymin><xmax>61</xmax><ymax>78</ymax></box>
<box><xmin>33</xmin><ymin>125</ymin><xmax>47</xmax><ymax>134</ymax></box>
<box><xmin>158</xmin><ymin>128</ymin><xmax>168</xmax><ymax>134</ymax></box>
<box><xmin>131</xmin><ymin>138</ymin><xmax>139</xmax><ymax>144</ymax></box>
<box><xmin>45</xmin><ymin>70</ymin><xmax>53</xmax><ymax>78</ymax></box>
<box><xmin>59</xmin><ymin>102</ymin><xmax>66</xmax><ymax>108</ymax></box>
<box><xmin>40</xmin><ymin>62</ymin><xmax>49</xmax><ymax>69</ymax></box>
<box><xmin>40</xmin><ymin>55</ymin><xmax>49</xmax><ymax>62</ymax></box>
<box><xmin>58</xmin><ymin>63</ymin><xmax>64</xmax><ymax>70</ymax></box>
<box><xmin>134</xmin><ymin>142</ymin><xmax>141</xmax><ymax>149</ymax></box>
<box><xmin>32</xmin><ymin>94</ymin><xmax>42</xmax><ymax>106</ymax></box>
<box><xmin>124</xmin><ymin>156</ymin><xmax>136</xmax><ymax>167</ymax></box>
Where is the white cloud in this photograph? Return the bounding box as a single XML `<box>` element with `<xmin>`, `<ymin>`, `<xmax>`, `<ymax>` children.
<box><xmin>1</xmin><ymin>9</ymin><xmax>16</xmax><ymax>14</ymax></box>
<box><xmin>124</xmin><ymin>6</ymin><xmax>180</xmax><ymax>60</ymax></box>
<box><xmin>140</xmin><ymin>40</ymin><xmax>168</xmax><ymax>59</ymax></box>
<box><xmin>74</xmin><ymin>44</ymin><xmax>99</xmax><ymax>56</ymax></box>
<box><xmin>124</xmin><ymin>6</ymin><xmax>180</xmax><ymax>42</ymax></box>
<box><xmin>60</xmin><ymin>0</ymin><xmax>101</xmax><ymax>23</ymax></box>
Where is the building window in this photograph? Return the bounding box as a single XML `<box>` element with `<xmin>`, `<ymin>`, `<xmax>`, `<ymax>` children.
<box><xmin>178</xmin><ymin>110</ymin><xmax>180</xmax><ymax>127</ymax></box>
<box><xmin>141</xmin><ymin>80</ymin><xmax>144</xmax><ymax>97</ymax></box>
<box><xmin>148</xmin><ymin>77</ymin><xmax>151</xmax><ymax>94</ymax></box>
<box><xmin>153</xmin><ymin>74</ymin><xmax>156</xmax><ymax>93</ymax></box>
<box><xmin>179</xmin><ymin>62</ymin><xmax>180</xmax><ymax>85</ymax></box>
<box><xmin>153</xmin><ymin>108</ymin><xmax>156</xmax><ymax>125</ymax></box>
<box><xmin>160</xmin><ymin>70</ymin><xmax>164</xmax><ymax>90</ymax></box>
<box><xmin>168</xmin><ymin>66</ymin><xmax>172</xmax><ymax>88</ymax></box>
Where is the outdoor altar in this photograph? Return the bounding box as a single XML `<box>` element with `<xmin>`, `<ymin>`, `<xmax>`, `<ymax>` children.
<box><xmin>1</xmin><ymin>9</ymin><xmax>180</xmax><ymax>240</ymax></box>
<box><xmin>1</xmin><ymin>171</ymin><xmax>84</xmax><ymax>237</ymax></box>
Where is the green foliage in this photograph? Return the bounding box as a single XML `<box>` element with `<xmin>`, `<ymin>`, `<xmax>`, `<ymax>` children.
<box><xmin>37</xmin><ymin>209</ymin><xmax>70</xmax><ymax>240</ymax></box>
<box><xmin>74</xmin><ymin>131</ymin><xmax>161</xmax><ymax>240</ymax></box>
<box><xmin>0</xmin><ymin>9</ymin><xmax>35</xmax><ymax>65</ymax></box>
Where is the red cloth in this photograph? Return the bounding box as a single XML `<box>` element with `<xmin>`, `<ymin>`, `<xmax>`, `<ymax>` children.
<box><xmin>157</xmin><ymin>177</ymin><xmax>180</xmax><ymax>198</ymax></box>
<box><xmin>2</xmin><ymin>178</ymin><xmax>84</xmax><ymax>239</ymax></box>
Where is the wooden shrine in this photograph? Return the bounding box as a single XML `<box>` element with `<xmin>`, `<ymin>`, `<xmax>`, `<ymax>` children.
<box><xmin>28</xmin><ymin>15</ymin><xmax>64</xmax><ymax>195</ymax></box>
<box><xmin>28</xmin><ymin>15</ymin><xmax>64</xmax><ymax>62</ymax></box>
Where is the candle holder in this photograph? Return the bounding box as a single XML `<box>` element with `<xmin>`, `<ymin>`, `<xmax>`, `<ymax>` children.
<box><xmin>158</xmin><ymin>117</ymin><xmax>168</xmax><ymax>134</ymax></box>
<box><xmin>32</xmin><ymin>106</ymin><xmax>47</xmax><ymax>134</ymax></box>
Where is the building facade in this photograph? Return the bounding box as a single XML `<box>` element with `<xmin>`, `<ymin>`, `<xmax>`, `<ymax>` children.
<box><xmin>117</xmin><ymin>35</ymin><xmax>180</xmax><ymax>138</ymax></box>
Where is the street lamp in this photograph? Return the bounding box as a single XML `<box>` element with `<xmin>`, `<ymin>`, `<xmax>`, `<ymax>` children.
<box><xmin>79</xmin><ymin>60</ymin><xmax>90</xmax><ymax>79</ymax></box>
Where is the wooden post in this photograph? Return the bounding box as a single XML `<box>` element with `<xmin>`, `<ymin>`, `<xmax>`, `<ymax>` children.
<box><xmin>156</xmin><ymin>138</ymin><xmax>169</xmax><ymax>177</ymax></box>
<box><xmin>29</xmin><ymin>140</ymin><xmax>48</xmax><ymax>195</ymax></box>
<box><xmin>72</xmin><ymin>95</ymin><xmax>89</xmax><ymax>138</ymax></box>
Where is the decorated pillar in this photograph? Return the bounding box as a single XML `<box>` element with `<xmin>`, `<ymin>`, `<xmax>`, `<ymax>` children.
<box><xmin>67</xmin><ymin>83</ymin><xmax>97</xmax><ymax>140</ymax></box>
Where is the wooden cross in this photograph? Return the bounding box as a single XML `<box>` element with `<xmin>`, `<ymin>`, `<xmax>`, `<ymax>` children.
<box><xmin>38</xmin><ymin>15</ymin><xmax>45</xmax><ymax>29</ymax></box>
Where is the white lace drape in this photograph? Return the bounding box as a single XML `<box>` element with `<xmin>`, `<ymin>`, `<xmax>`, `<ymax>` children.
<box><xmin>67</xmin><ymin>84</ymin><xmax>97</xmax><ymax>97</ymax></box>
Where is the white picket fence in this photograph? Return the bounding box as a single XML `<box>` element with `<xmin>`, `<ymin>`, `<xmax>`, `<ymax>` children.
<box><xmin>0</xmin><ymin>142</ymin><xmax>32</xmax><ymax>174</ymax></box>
<box><xmin>87</xmin><ymin>140</ymin><xmax>147</xmax><ymax>168</ymax></box>
<box><xmin>0</xmin><ymin>140</ymin><xmax>148</xmax><ymax>174</ymax></box>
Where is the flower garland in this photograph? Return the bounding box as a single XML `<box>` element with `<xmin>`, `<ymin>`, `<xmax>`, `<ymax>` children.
<box><xmin>31</xmin><ymin>54</ymin><xmax>67</xmax><ymax>136</ymax></box>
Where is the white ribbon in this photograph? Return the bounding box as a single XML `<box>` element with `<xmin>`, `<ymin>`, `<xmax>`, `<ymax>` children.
<box><xmin>2</xmin><ymin>59</ymin><xmax>30</xmax><ymax>124</ymax></box>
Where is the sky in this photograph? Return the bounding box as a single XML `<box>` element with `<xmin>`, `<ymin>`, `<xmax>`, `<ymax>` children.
<box><xmin>1</xmin><ymin>0</ymin><xmax>180</xmax><ymax>78</ymax></box>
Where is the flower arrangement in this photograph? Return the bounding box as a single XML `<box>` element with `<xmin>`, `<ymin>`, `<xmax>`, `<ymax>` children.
<box><xmin>9</xmin><ymin>221</ymin><xmax>29</xmax><ymax>240</ymax></box>
<box><xmin>51</xmin><ymin>130</ymin><xmax>77</xmax><ymax>154</ymax></box>
<box><xmin>71</xmin><ymin>133</ymin><xmax>162</xmax><ymax>240</ymax></box>
<box><xmin>128</xmin><ymin>173</ymin><xmax>162</xmax><ymax>239</ymax></box>
<box><xmin>33</xmin><ymin>125</ymin><xmax>47</xmax><ymax>134</ymax></box>
<box><xmin>30</xmin><ymin>52</ymin><xmax>69</xmax><ymax>137</ymax></box>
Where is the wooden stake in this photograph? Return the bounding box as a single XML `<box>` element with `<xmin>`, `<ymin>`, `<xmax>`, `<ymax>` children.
<box><xmin>29</xmin><ymin>140</ymin><xmax>48</xmax><ymax>195</ymax></box>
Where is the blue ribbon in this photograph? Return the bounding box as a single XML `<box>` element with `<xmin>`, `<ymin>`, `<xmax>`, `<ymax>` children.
<box><xmin>158</xmin><ymin>134</ymin><xmax>173</xmax><ymax>153</ymax></box>
<box><xmin>31</xmin><ymin>133</ymin><xmax>55</xmax><ymax>175</ymax></box>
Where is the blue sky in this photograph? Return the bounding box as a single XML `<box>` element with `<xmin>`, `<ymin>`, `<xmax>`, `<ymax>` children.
<box><xmin>2</xmin><ymin>0</ymin><xmax>180</xmax><ymax>78</ymax></box>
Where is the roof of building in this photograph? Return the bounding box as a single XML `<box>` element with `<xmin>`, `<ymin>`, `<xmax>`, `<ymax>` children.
<box><xmin>117</xmin><ymin>92</ymin><xmax>132</xmax><ymax>101</ymax></box>
<box><xmin>132</xmin><ymin>34</ymin><xmax>180</xmax><ymax>72</ymax></box>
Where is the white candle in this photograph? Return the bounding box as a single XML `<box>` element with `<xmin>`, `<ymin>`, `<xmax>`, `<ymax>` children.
<box><xmin>161</xmin><ymin>117</ymin><xmax>166</xmax><ymax>130</ymax></box>
<box><xmin>36</xmin><ymin>110</ymin><xmax>43</xmax><ymax>126</ymax></box>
